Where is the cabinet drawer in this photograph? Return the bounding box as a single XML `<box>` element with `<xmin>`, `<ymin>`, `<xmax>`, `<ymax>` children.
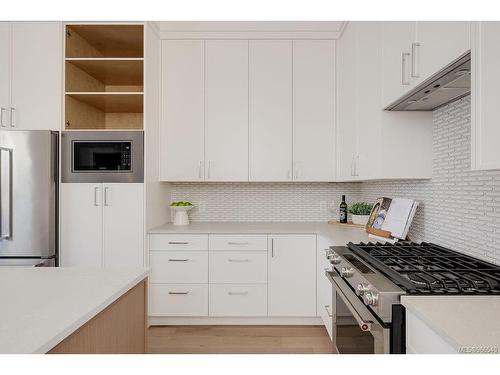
<box><xmin>149</xmin><ymin>284</ymin><xmax>208</xmax><ymax>316</ymax></box>
<box><xmin>209</xmin><ymin>251</ymin><xmax>267</xmax><ymax>283</ymax></box>
<box><xmin>209</xmin><ymin>235</ymin><xmax>267</xmax><ymax>251</ymax></box>
<box><xmin>149</xmin><ymin>234</ymin><xmax>208</xmax><ymax>251</ymax></box>
<box><xmin>150</xmin><ymin>252</ymin><xmax>208</xmax><ymax>283</ymax></box>
<box><xmin>209</xmin><ymin>284</ymin><xmax>267</xmax><ymax>316</ymax></box>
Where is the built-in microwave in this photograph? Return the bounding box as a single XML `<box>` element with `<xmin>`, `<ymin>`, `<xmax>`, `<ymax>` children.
<box><xmin>61</xmin><ymin>131</ymin><xmax>144</xmax><ymax>183</ymax></box>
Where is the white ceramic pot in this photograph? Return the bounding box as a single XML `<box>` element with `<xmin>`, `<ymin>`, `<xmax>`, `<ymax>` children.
<box><xmin>351</xmin><ymin>214</ymin><xmax>370</xmax><ymax>226</ymax></box>
<box><xmin>170</xmin><ymin>206</ymin><xmax>193</xmax><ymax>226</ymax></box>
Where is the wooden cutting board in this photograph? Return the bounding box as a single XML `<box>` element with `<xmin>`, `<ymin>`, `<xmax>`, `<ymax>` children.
<box><xmin>327</xmin><ymin>220</ymin><xmax>366</xmax><ymax>229</ymax></box>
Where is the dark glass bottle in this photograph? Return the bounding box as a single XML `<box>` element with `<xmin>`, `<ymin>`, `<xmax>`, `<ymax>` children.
<box><xmin>339</xmin><ymin>195</ymin><xmax>348</xmax><ymax>223</ymax></box>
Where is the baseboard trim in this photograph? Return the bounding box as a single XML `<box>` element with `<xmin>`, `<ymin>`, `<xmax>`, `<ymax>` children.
<box><xmin>149</xmin><ymin>316</ymin><xmax>323</xmax><ymax>326</ymax></box>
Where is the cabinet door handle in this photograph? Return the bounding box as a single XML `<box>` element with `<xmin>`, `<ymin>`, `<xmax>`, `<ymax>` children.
<box><xmin>228</xmin><ymin>291</ymin><xmax>248</xmax><ymax>296</ymax></box>
<box><xmin>168</xmin><ymin>259</ymin><xmax>189</xmax><ymax>262</ymax></box>
<box><xmin>354</xmin><ymin>155</ymin><xmax>360</xmax><ymax>176</ymax></box>
<box><xmin>9</xmin><ymin>108</ymin><xmax>16</xmax><ymax>127</ymax></box>
<box><xmin>168</xmin><ymin>291</ymin><xmax>189</xmax><ymax>295</ymax></box>
<box><xmin>227</xmin><ymin>241</ymin><xmax>249</xmax><ymax>245</ymax></box>
<box><xmin>168</xmin><ymin>241</ymin><xmax>189</xmax><ymax>245</ymax></box>
<box><xmin>207</xmin><ymin>161</ymin><xmax>211</xmax><ymax>179</ymax></box>
<box><xmin>324</xmin><ymin>305</ymin><xmax>333</xmax><ymax>318</ymax></box>
<box><xmin>411</xmin><ymin>42</ymin><xmax>420</xmax><ymax>78</ymax></box>
<box><xmin>401</xmin><ymin>52</ymin><xmax>411</xmax><ymax>85</ymax></box>
<box><xmin>271</xmin><ymin>238</ymin><xmax>274</xmax><ymax>258</ymax></box>
<box><xmin>228</xmin><ymin>258</ymin><xmax>250</xmax><ymax>263</ymax></box>
<box><xmin>104</xmin><ymin>187</ymin><xmax>109</xmax><ymax>206</ymax></box>
<box><xmin>0</xmin><ymin>108</ymin><xmax>7</xmax><ymax>127</ymax></box>
<box><xmin>94</xmin><ymin>187</ymin><xmax>100</xmax><ymax>206</ymax></box>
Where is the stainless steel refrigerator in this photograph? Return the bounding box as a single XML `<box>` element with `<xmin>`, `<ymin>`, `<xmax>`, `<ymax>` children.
<box><xmin>0</xmin><ymin>130</ymin><xmax>58</xmax><ymax>267</ymax></box>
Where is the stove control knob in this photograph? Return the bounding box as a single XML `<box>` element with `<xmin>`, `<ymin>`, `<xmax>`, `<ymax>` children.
<box><xmin>356</xmin><ymin>283</ymin><xmax>370</xmax><ymax>296</ymax></box>
<box><xmin>362</xmin><ymin>291</ymin><xmax>379</xmax><ymax>306</ymax></box>
<box><xmin>329</xmin><ymin>255</ymin><xmax>342</xmax><ymax>265</ymax></box>
<box><xmin>340</xmin><ymin>266</ymin><xmax>354</xmax><ymax>278</ymax></box>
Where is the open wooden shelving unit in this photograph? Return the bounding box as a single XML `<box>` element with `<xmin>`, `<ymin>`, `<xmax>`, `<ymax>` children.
<box><xmin>64</xmin><ymin>24</ymin><xmax>144</xmax><ymax>130</ymax></box>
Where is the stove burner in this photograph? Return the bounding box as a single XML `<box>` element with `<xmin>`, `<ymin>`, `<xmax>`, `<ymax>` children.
<box><xmin>347</xmin><ymin>242</ymin><xmax>500</xmax><ymax>295</ymax></box>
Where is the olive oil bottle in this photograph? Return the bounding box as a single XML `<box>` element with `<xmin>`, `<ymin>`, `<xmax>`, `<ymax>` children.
<box><xmin>339</xmin><ymin>195</ymin><xmax>348</xmax><ymax>223</ymax></box>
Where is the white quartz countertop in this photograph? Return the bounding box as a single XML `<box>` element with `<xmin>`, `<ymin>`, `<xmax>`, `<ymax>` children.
<box><xmin>0</xmin><ymin>267</ymin><xmax>148</xmax><ymax>354</ymax></box>
<box><xmin>402</xmin><ymin>295</ymin><xmax>500</xmax><ymax>352</ymax></box>
<box><xmin>149</xmin><ymin>221</ymin><xmax>371</xmax><ymax>246</ymax></box>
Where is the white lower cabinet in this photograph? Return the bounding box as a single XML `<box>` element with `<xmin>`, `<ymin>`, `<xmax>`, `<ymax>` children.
<box><xmin>268</xmin><ymin>234</ymin><xmax>317</xmax><ymax>317</ymax></box>
<box><xmin>149</xmin><ymin>233</ymin><xmax>319</xmax><ymax>320</ymax></box>
<box><xmin>61</xmin><ymin>183</ymin><xmax>144</xmax><ymax>267</ymax></box>
<box><xmin>209</xmin><ymin>284</ymin><xmax>267</xmax><ymax>317</ymax></box>
<box><xmin>406</xmin><ymin>310</ymin><xmax>457</xmax><ymax>354</ymax></box>
<box><xmin>150</xmin><ymin>284</ymin><xmax>209</xmax><ymax>317</ymax></box>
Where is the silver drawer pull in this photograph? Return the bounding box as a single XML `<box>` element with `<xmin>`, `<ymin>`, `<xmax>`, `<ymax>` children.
<box><xmin>228</xmin><ymin>291</ymin><xmax>248</xmax><ymax>296</ymax></box>
<box><xmin>168</xmin><ymin>259</ymin><xmax>189</xmax><ymax>262</ymax></box>
<box><xmin>168</xmin><ymin>291</ymin><xmax>189</xmax><ymax>295</ymax></box>
<box><xmin>228</xmin><ymin>241</ymin><xmax>249</xmax><ymax>245</ymax></box>
<box><xmin>228</xmin><ymin>259</ymin><xmax>250</xmax><ymax>263</ymax></box>
<box><xmin>324</xmin><ymin>305</ymin><xmax>333</xmax><ymax>318</ymax></box>
<box><xmin>168</xmin><ymin>241</ymin><xmax>189</xmax><ymax>245</ymax></box>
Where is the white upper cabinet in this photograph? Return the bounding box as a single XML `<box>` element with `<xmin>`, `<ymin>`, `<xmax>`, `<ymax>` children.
<box><xmin>414</xmin><ymin>22</ymin><xmax>470</xmax><ymax>84</ymax></box>
<box><xmin>0</xmin><ymin>23</ymin><xmax>9</xmax><ymax>128</ymax></box>
<box><xmin>471</xmin><ymin>22</ymin><xmax>500</xmax><ymax>170</ymax></box>
<box><xmin>249</xmin><ymin>40</ymin><xmax>292</xmax><ymax>181</ymax></box>
<box><xmin>10</xmin><ymin>22</ymin><xmax>61</xmax><ymax>130</ymax></box>
<box><xmin>338</xmin><ymin>22</ymin><xmax>432</xmax><ymax>181</ymax></box>
<box><xmin>337</xmin><ymin>23</ymin><xmax>359</xmax><ymax>181</ymax></box>
<box><xmin>381</xmin><ymin>22</ymin><xmax>417</xmax><ymax>108</ymax></box>
<box><xmin>160</xmin><ymin>40</ymin><xmax>205</xmax><ymax>181</ymax></box>
<box><xmin>205</xmin><ymin>40</ymin><xmax>249</xmax><ymax>181</ymax></box>
<box><xmin>293</xmin><ymin>40</ymin><xmax>336</xmax><ymax>181</ymax></box>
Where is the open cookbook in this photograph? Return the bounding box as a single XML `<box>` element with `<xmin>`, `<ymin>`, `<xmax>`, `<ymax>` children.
<box><xmin>366</xmin><ymin>197</ymin><xmax>419</xmax><ymax>242</ymax></box>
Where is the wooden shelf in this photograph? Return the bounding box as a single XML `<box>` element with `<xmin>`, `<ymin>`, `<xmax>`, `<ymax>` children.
<box><xmin>66</xmin><ymin>59</ymin><xmax>143</xmax><ymax>92</ymax></box>
<box><xmin>66</xmin><ymin>25</ymin><xmax>144</xmax><ymax>58</ymax></box>
<box><xmin>66</xmin><ymin>93</ymin><xmax>143</xmax><ymax>113</ymax></box>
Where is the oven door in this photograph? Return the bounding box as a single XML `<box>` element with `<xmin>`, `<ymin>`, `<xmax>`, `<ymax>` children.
<box><xmin>328</xmin><ymin>270</ymin><xmax>390</xmax><ymax>354</ymax></box>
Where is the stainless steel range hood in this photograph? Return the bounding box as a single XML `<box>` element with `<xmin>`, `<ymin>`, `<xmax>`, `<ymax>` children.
<box><xmin>385</xmin><ymin>52</ymin><xmax>470</xmax><ymax>111</ymax></box>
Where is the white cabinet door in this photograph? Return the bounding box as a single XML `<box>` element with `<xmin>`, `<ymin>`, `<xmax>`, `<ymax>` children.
<box><xmin>10</xmin><ymin>22</ymin><xmax>61</xmax><ymax>130</ymax></box>
<box><xmin>293</xmin><ymin>40</ymin><xmax>336</xmax><ymax>181</ymax></box>
<box><xmin>415</xmin><ymin>21</ymin><xmax>470</xmax><ymax>84</ymax></box>
<box><xmin>205</xmin><ymin>40</ymin><xmax>249</xmax><ymax>181</ymax></box>
<box><xmin>249</xmin><ymin>40</ymin><xmax>292</xmax><ymax>181</ymax></box>
<box><xmin>60</xmin><ymin>183</ymin><xmax>103</xmax><ymax>267</ymax></box>
<box><xmin>0</xmin><ymin>23</ymin><xmax>9</xmax><ymax>129</ymax></box>
<box><xmin>382</xmin><ymin>22</ymin><xmax>417</xmax><ymax>107</ymax></box>
<box><xmin>337</xmin><ymin>23</ymin><xmax>359</xmax><ymax>181</ymax></box>
<box><xmin>268</xmin><ymin>235</ymin><xmax>316</xmax><ymax>316</ymax></box>
<box><xmin>102</xmin><ymin>183</ymin><xmax>144</xmax><ymax>268</ymax></box>
<box><xmin>471</xmin><ymin>22</ymin><xmax>500</xmax><ymax>170</ymax></box>
<box><xmin>160</xmin><ymin>40</ymin><xmax>205</xmax><ymax>181</ymax></box>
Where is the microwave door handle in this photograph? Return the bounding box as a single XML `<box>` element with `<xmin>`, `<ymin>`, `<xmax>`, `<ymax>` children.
<box><xmin>331</xmin><ymin>272</ymin><xmax>372</xmax><ymax>332</ymax></box>
<box><xmin>0</xmin><ymin>147</ymin><xmax>13</xmax><ymax>240</ymax></box>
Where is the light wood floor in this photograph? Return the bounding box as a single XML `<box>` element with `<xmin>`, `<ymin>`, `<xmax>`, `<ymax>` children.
<box><xmin>147</xmin><ymin>325</ymin><xmax>333</xmax><ymax>354</ymax></box>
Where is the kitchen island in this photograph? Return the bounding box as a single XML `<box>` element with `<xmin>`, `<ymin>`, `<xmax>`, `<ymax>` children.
<box><xmin>0</xmin><ymin>267</ymin><xmax>148</xmax><ymax>354</ymax></box>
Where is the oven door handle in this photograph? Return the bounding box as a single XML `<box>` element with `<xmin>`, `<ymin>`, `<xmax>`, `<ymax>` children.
<box><xmin>331</xmin><ymin>272</ymin><xmax>373</xmax><ymax>332</ymax></box>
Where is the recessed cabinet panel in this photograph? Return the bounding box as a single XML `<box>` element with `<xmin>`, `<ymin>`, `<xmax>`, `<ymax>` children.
<box><xmin>160</xmin><ymin>40</ymin><xmax>205</xmax><ymax>181</ymax></box>
<box><xmin>249</xmin><ymin>40</ymin><xmax>292</xmax><ymax>181</ymax></box>
<box><xmin>293</xmin><ymin>40</ymin><xmax>336</xmax><ymax>181</ymax></box>
<box><xmin>205</xmin><ymin>40</ymin><xmax>249</xmax><ymax>181</ymax></box>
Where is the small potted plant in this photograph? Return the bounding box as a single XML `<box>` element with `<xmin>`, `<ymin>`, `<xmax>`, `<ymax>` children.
<box><xmin>349</xmin><ymin>202</ymin><xmax>374</xmax><ymax>226</ymax></box>
<box><xmin>170</xmin><ymin>201</ymin><xmax>193</xmax><ymax>226</ymax></box>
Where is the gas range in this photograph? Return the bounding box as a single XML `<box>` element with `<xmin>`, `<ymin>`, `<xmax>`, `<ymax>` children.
<box><xmin>327</xmin><ymin>241</ymin><xmax>500</xmax><ymax>323</ymax></box>
<box><xmin>325</xmin><ymin>241</ymin><xmax>500</xmax><ymax>353</ymax></box>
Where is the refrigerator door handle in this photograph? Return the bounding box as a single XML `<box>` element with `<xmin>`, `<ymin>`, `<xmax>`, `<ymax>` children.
<box><xmin>0</xmin><ymin>147</ymin><xmax>13</xmax><ymax>240</ymax></box>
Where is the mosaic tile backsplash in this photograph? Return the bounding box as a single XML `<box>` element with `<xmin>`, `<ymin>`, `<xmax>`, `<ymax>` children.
<box><xmin>170</xmin><ymin>96</ymin><xmax>500</xmax><ymax>263</ymax></box>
